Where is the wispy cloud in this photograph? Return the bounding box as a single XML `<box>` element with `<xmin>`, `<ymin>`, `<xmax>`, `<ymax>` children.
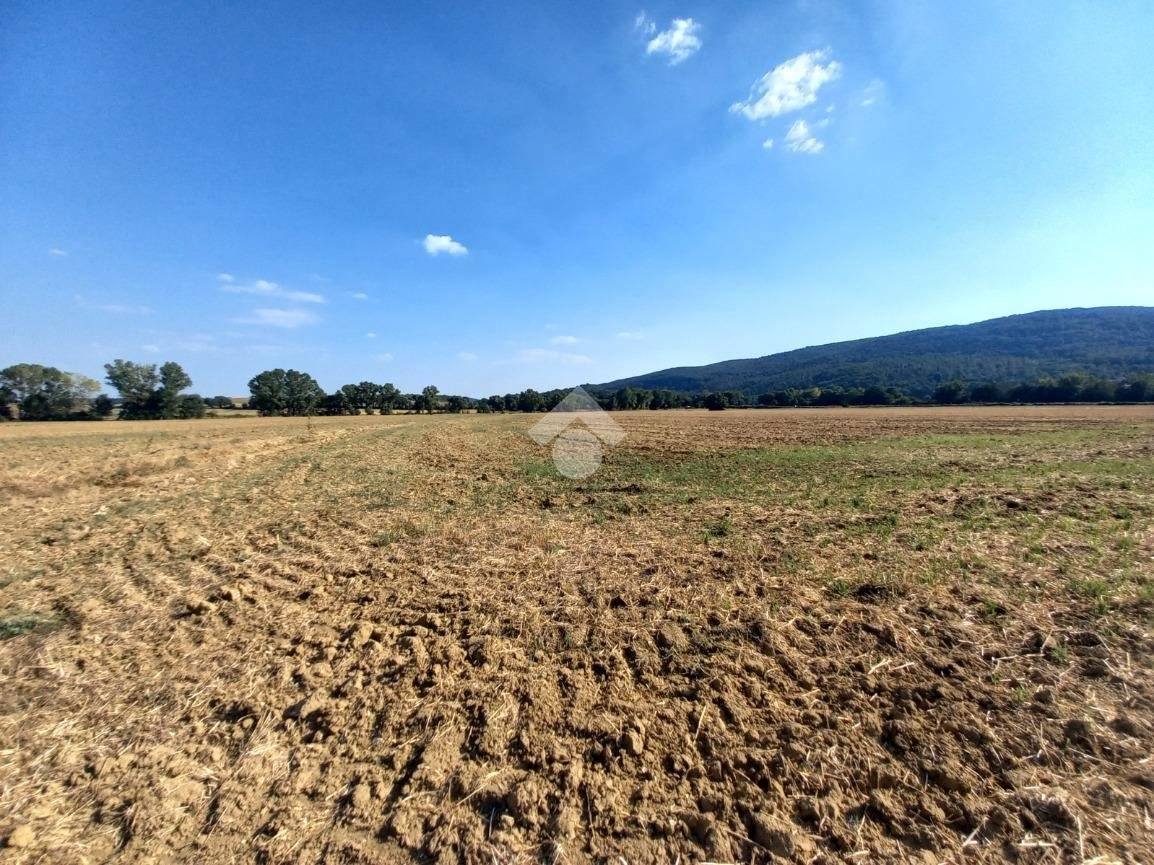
<box><xmin>643</xmin><ymin>17</ymin><xmax>701</xmax><ymax>65</ymax></box>
<box><xmin>365</xmin><ymin>331</ymin><xmax>377</xmax><ymax>339</ymax></box>
<box><xmin>374</xmin><ymin>352</ymin><xmax>394</xmax><ymax>362</ymax></box>
<box><xmin>731</xmin><ymin>49</ymin><xmax>841</xmax><ymax>120</ymax></box>
<box><xmin>550</xmin><ymin>334</ymin><xmax>581</xmax><ymax>345</ymax></box>
<box><xmin>512</xmin><ymin>348</ymin><xmax>592</xmax><ymax>366</ymax></box>
<box><xmin>423</xmin><ymin>234</ymin><xmax>468</xmax><ymax>256</ymax></box>
<box><xmin>351</xmin><ymin>291</ymin><xmax>369</xmax><ymax>300</ymax></box>
<box><xmin>785</xmin><ymin>119</ymin><xmax>824</xmax><ymax>154</ymax></box>
<box><xmin>75</xmin><ymin>295</ymin><xmax>152</xmax><ymax>315</ymax></box>
<box><xmin>634</xmin><ymin>12</ymin><xmax>656</xmax><ymax>36</ymax></box>
<box><xmin>861</xmin><ymin>79</ymin><xmax>885</xmax><ymax>107</ymax></box>
<box><xmin>141</xmin><ymin>344</ymin><xmax>160</xmax><ymax>354</ymax></box>
<box><xmin>616</xmin><ymin>330</ymin><xmax>645</xmax><ymax>340</ymax></box>
<box><xmin>457</xmin><ymin>351</ymin><xmax>478</xmax><ymax>362</ymax></box>
<box><xmin>762</xmin><ymin>138</ymin><xmax>775</xmax><ymax>149</ymax></box>
<box><xmin>48</xmin><ymin>247</ymin><xmax>68</xmax><ymax>257</ymax></box>
<box><xmin>218</xmin><ymin>274</ymin><xmax>325</xmax><ymax>304</ymax></box>
<box><xmin>236</xmin><ymin>308</ymin><xmax>319</xmax><ymax>328</ymax></box>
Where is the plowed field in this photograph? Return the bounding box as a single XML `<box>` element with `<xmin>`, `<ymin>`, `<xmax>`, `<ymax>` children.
<box><xmin>2</xmin><ymin>406</ymin><xmax>1153</xmax><ymax>864</ymax></box>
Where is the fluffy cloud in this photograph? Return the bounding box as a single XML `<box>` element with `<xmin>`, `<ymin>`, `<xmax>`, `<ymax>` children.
<box><xmin>762</xmin><ymin>138</ymin><xmax>775</xmax><ymax>149</ymax></box>
<box><xmin>423</xmin><ymin>234</ymin><xmax>468</xmax><ymax>256</ymax></box>
<box><xmin>550</xmin><ymin>335</ymin><xmax>580</xmax><ymax>345</ymax></box>
<box><xmin>645</xmin><ymin>17</ymin><xmax>701</xmax><ymax>64</ymax></box>
<box><xmin>784</xmin><ymin>119</ymin><xmax>824</xmax><ymax>154</ymax></box>
<box><xmin>218</xmin><ymin>274</ymin><xmax>324</xmax><ymax>304</ymax></box>
<box><xmin>731</xmin><ymin>50</ymin><xmax>841</xmax><ymax>120</ymax></box>
<box><xmin>351</xmin><ymin>291</ymin><xmax>369</xmax><ymax>300</ymax></box>
<box><xmin>239</xmin><ymin>308</ymin><xmax>319</xmax><ymax>328</ymax></box>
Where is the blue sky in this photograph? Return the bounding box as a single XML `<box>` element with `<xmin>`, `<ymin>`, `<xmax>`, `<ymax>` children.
<box><xmin>2</xmin><ymin>1</ymin><xmax>1152</xmax><ymax>397</ymax></box>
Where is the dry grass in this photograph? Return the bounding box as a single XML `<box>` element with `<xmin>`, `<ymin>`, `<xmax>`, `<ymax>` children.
<box><xmin>1</xmin><ymin>406</ymin><xmax>1152</xmax><ymax>864</ymax></box>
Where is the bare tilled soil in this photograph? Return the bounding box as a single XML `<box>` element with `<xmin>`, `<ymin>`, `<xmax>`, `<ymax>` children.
<box><xmin>1</xmin><ymin>406</ymin><xmax>1153</xmax><ymax>864</ymax></box>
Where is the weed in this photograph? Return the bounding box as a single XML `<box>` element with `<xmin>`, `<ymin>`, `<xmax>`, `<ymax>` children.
<box><xmin>0</xmin><ymin>612</ymin><xmax>55</xmax><ymax>640</ymax></box>
<box><xmin>704</xmin><ymin>517</ymin><xmax>732</xmax><ymax>539</ymax></box>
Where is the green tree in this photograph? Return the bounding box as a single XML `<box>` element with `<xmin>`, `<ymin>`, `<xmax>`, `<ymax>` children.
<box><xmin>378</xmin><ymin>383</ymin><xmax>400</xmax><ymax>414</ymax></box>
<box><xmin>285</xmin><ymin>370</ymin><xmax>325</xmax><ymax>416</ymax></box>
<box><xmin>2</xmin><ymin>364</ymin><xmax>99</xmax><ymax>420</ymax></box>
<box><xmin>158</xmin><ymin>361</ymin><xmax>193</xmax><ymax>418</ymax></box>
<box><xmin>177</xmin><ymin>394</ymin><xmax>206</xmax><ymax>418</ymax></box>
<box><xmin>933</xmin><ymin>380</ymin><xmax>968</xmax><ymax>405</ymax></box>
<box><xmin>248</xmin><ymin>369</ymin><xmax>289</xmax><ymax>415</ymax></box>
<box><xmin>91</xmin><ymin>394</ymin><xmax>116</xmax><ymax>418</ymax></box>
<box><xmin>355</xmin><ymin>381</ymin><xmax>382</xmax><ymax>413</ymax></box>
<box><xmin>517</xmin><ymin>389</ymin><xmax>543</xmax><ymax>412</ymax></box>
<box><xmin>104</xmin><ymin>359</ymin><xmax>162</xmax><ymax>418</ymax></box>
<box><xmin>420</xmin><ymin>385</ymin><xmax>440</xmax><ymax>414</ymax></box>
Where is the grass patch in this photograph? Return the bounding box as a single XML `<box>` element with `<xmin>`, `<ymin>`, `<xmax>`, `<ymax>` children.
<box><xmin>0</xmin><ymin>612</ymin><xmax>56</xmax><ymax>640</ymax></box>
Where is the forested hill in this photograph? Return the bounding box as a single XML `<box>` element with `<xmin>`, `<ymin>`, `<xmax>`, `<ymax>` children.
<box><xmin>588</xmin><ymin>307</ymin><xmax>1154</xmax><ymax>397</ymax></box>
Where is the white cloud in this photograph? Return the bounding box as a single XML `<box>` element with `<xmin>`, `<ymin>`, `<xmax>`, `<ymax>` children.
<box><xmin>731</xmin><ymin>50</ymin><xmax>841</xmax><ymax>120</ymax></box>
<box><xmin>238</xmin><ymin>308</ymin><xmax>319</xmax><ymax>328</ymax></box>
<box><xmin>646</xmin><ymin>18</ymin><xmax>701</xmax><ymax>65</ymax></box>
<box><xmin>219</xmin><ymin>275</ymin><xmax>325</xmax><ymax>304</ymax></box>
<box><xmin>861</xmin><ymin>79</ymin><xmax>885</xmax><ymax>107</ymax></box>
<box><xmin>514</xmin><ymin>348</ymin><xmax>592</xmax><ymax>366</ymax></box>
<box><xmin>74</xmin><ymin>295</ymin><xmax>152</xmax><ymax>315</ymax></box>
<box><xmin>351</xmin><ymin>291</ymin><xmax>369</xmax><ymax>300</ymax></box>
<box><xmin>635</xmin><ymin>12</ymin><xmax>656</xmax><ymax>36</ymax></box>
<box><xmin>423</xmin><ymin>234</ymin><xmax>468</xmax><ymax>256</ymax></box>
<box><xmin>785</xmin><ymin>119</ymin><xmax>825</xmax><ymax>154</ymax></box>
<box><xmin>48</xmin><ymin>247</ymin><xmax>68</xmax><ymax>257</ymax></box>
<box><xmin>365</xmin><ymin>331</ymin><xmax>377</xmax><ymax>339</ymax></box>
<box><xmin>141</xmin><ymin>344</ymin><xmax>160</xmax><ymax>354</ymax></box>
<box><xmin>762</xmin><ymin>138</ymin><xmax>775</xmax><ymax>149</ymax></box>
<box><xmin>616</xmin><ymin>330</ymin><xmax>645</xmax><ymax>340</ymax></box>
<box><xmin>457</xmin><ymin>351</ymin><xmax>478</xmax><ymax>362</ymax></box>
<box><xmin>374</xmin><ymin>352</ymin><xmax>394</xmax><ymax>362</ymax></box>
<box><xmin>550</xmin><ymin>335</ymin><xmax>580</xmax><ymax>345</ymax></box>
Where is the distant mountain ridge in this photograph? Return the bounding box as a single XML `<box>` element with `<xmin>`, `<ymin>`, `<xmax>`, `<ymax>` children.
<box><xmin>588</xmin><ymin>307</ymin><xmax>1154</xmax><ymax>397</ymax></box>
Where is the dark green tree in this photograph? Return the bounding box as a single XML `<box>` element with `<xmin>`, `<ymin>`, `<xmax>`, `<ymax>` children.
<box><xmin>378</xmin><ymin>383</ymin><xmax>400</xmax><ymax>414</ymax></box>
<box><xmin>158</xmin><ymin>361</ymin><xmax>193</xmax><ymax>418</ymax></box>
<box><xmin>91</xmin><ymin>394</ymin><xmax>116</xmax><ymax>418</ymax></box>
<box><xmin>247</xmin><ymin>369</ymin><xmax>289</xmax><ymax>415</ymax></box>
<box><xmin>2</xmin><ymin>364</ymin><xmax>99</xmax><ymax>419</ymax></box>
<box><xmin>285</xmin><ymin>370</ymin><xmax>325</xmax><ymax>416</ymax></box>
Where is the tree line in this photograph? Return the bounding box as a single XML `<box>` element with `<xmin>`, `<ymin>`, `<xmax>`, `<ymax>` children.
<box><xmin>3</xmin><ymin>360</ymin><xmax>1152</xmax><ymax>421</ymax></box>
<box><xmin>0</xmin><ymin>360</ymin><xmax>236</xmax><ymax>421</ymax></box>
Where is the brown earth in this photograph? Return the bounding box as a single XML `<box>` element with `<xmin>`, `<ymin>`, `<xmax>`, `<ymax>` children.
<box><xmin>1</xmin><ymin>406</ymin><xmax>1153</xmax><ymax>864</ymax></box>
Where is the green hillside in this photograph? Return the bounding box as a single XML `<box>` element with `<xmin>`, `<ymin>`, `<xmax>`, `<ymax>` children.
<box><xmin>589</xmin><ymin>307</ymin><xmax>1154</xmax><ymax>397</ymax></box>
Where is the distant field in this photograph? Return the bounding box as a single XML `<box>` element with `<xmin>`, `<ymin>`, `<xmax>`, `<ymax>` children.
<box><xmin>1</xmin><ymin>406</ymin><xmax>1152</xmax><ymax>863</ymax></box>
